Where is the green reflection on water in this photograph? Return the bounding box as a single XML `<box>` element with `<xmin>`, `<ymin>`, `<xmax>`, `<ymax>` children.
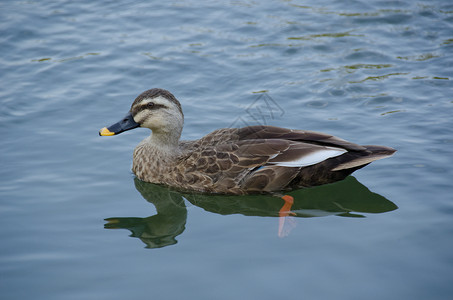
<box><xmin>349</xmin><ymin>72</ymin><xmax>409</xmax><ymax>83</ymax></box>
<box><xmin>343</xmin><ymin>64</ymin><xmax>393</xmax><ymax>70</ymax></box>
<box><xmin>320</xmin><ymin>64</ymin><xmax>393</xmax><ymax>74</ymax></box>
<box><xmin>31</xmin><ymin>52</ymin><xmax>100</xmax><ymax>63</ymax></box>
<box><xmin>287</xmin><ymin>31</ymin><xmax>364</xmax><ymax>40</ymax></box>
<box><xmin>396</xmin><ymin>53</ymin><xmax>440</xmax><ymax>61</ymax></box>
<box><xmin>381</xmin><ymin>110</ymin><xmax>406</xmax><ymax>116</ymax></box>
<box><xmin>105</xmin><ymin>177</ymin><xmax>397</xmax><ymax>249</ymax></box>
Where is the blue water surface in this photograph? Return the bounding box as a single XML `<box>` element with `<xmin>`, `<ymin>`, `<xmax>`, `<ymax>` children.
<box><xmin>1</xmin><ymin>0</ymin><xmax>453</xmax><ymax>299</ymax></box>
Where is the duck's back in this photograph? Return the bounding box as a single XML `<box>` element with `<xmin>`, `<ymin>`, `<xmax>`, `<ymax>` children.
<box><xmin>156</xmin><ymin>126</ymin><xmax>395</xmax><ymax>194</ymax></box>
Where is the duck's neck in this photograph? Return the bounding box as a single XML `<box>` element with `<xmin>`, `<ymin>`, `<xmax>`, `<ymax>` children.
<box><xmin>148</xmin><ymin>128</ymin><xmax>182</xmax><ymax>150</ymax></box>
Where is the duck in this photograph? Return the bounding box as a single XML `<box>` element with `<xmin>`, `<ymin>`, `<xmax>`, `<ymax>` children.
<box><xmin>99</xmin><ymin>88</ymin><xmax>396</xmax><ymax>195</ymax></box>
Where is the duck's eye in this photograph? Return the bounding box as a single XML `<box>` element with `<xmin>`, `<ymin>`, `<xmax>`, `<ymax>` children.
<box><xmin>147</xmin><ymin>102</ymin><xmax>155</xmax><ymax>108</ymax></box>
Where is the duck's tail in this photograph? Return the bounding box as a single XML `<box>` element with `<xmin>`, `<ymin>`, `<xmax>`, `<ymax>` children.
<box><xmin>331</xmin><ymin>145</ymin><xmax>396</xmax><ymax>171</ymax></box>
<box><xmin>289</xmin><ymin>145</ymin><xmax>396</xmax><ymax>188</ymax></box>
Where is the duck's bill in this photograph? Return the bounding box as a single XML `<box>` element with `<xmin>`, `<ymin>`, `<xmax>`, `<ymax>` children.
<box><xmin>99</xmin><ymin>112</ymin><xmax>140</xmax><ymax>136</ymax></box>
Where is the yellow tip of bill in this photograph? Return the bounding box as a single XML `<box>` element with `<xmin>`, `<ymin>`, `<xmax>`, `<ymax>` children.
<box><xmin>99</xmin><ymin>127</ymin><xmax>115</xmax><ymax>136</ymax></box>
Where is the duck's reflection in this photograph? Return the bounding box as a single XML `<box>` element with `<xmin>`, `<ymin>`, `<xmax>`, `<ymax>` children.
<box><xmin>105</xmin><ymin>177</ymin><xmax>397</xmax><ymax>248</ymax></box>
<box><xmin>105</xmin><ymin>179</ymin><xmax>187</xmax><ymax>249</ymax></box>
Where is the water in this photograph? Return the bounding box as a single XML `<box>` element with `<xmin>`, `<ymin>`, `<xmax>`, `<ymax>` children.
<box><xmin>1</xmin><ymin>0</ymin><xmax>453</xmax><ymax>299</ymax></box>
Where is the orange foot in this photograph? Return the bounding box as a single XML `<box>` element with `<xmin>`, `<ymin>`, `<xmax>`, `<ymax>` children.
<box><xmin>278</xmin><ymin>195</ymin><xmax>296</xmax><ymax>237</ymax></box>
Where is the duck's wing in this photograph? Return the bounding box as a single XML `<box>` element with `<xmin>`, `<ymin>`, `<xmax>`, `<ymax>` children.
<box><xmin>236</xmin><ymin>125</ymin><xmax>396</xmax><ymax>173</ymax></box>
<box><xmin>179</xmin><ymin>126</ymin><xmax>395</xmax><ymax>193</ymax></box>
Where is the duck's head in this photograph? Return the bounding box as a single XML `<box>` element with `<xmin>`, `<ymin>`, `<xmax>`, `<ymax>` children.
<box><xmin>99</xmin><ymin>88</ymin><xmax>184</xmax><ymax>140</ymax></box>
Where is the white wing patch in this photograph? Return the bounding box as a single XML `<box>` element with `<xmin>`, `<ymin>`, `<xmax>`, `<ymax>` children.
<box><xmin>270</xmin><ymin>147</ymin><xmax>347</xmax><ymax>167</ymax></box>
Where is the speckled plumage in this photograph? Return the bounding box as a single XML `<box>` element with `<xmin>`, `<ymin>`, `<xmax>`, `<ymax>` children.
<box><xmin>103</xmin><ymin>88</ymin><xmax>396</xmax><ymax>195</ymax></box>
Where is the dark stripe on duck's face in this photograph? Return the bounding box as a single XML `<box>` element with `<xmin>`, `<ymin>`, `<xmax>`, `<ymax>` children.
<box><xmin>130</xmin><ymin>103</ymin><xmax>167</xmax><ymax>116</ymax></box>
